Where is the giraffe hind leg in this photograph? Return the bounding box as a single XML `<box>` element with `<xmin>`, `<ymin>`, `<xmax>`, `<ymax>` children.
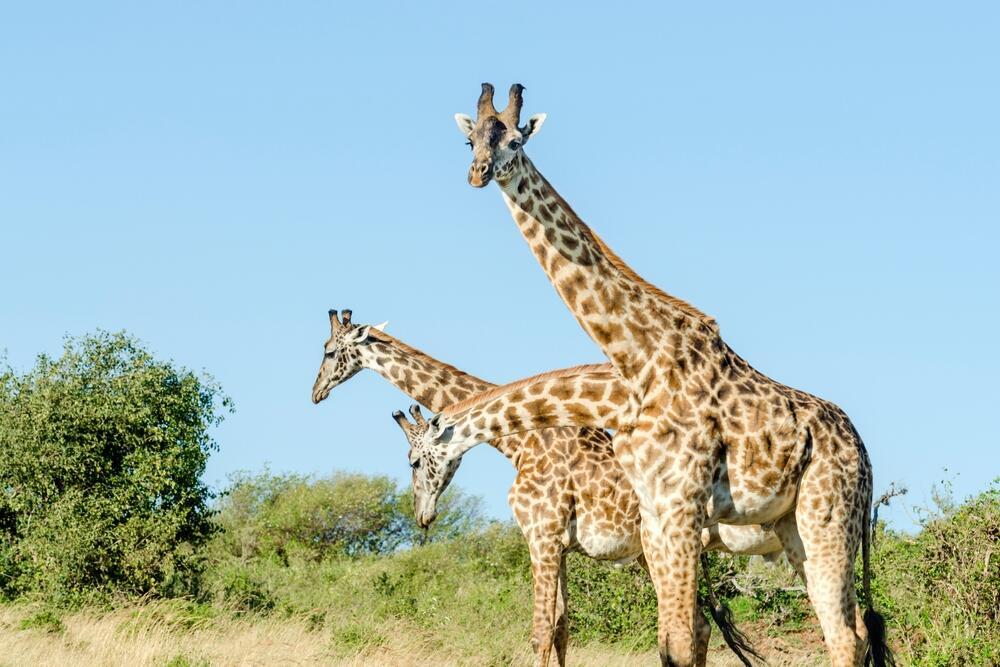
<box><xmin>775</xmin><ymin>496</ymin><xmax>865</xmax><ymax>667</ymax></box>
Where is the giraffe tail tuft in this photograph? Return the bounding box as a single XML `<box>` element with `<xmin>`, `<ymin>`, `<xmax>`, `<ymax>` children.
<box><xmin>700</xmin><ymin>553</ymin><xmax>764</xmax><ymax>666</ymax></box>
<box><xmin>863</xmin><ymin>608</ymin><xmax>894</xmax><ymax>667</ymax></box>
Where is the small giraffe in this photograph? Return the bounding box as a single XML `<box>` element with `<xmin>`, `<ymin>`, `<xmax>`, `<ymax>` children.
<box><xmin>453</xmin><ymin>84</ymin><xmax>893</xmax><ymax>667</ymax></box>
<box><xmin>394</xmin><ymin>403</ymin><xmax>777</xmax><ymax>667</ymax></box>
<box><xmin>311</xmin><ymin>310</ymin><xmax>767</xmax><ymax>666</ymax></box>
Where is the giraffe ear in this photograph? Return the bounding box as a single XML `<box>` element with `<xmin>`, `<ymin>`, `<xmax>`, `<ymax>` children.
<box><xmin>522</xmin><ymin>113</ymin><xmax>546</xmax><ymax>140</ymax></box>
<box><xmin>427</xmin><ymin>413</ymin><xmax>442</xmax><ymax>435</ymax></box>
<box><xmin>346</xmin><ymin>325</ymin><xmax>374</xmax><ymax>344</ymax></box>
<box><xmin>427</xmin><ymin>413</ymin><xmax>454</xmax><ymax>442</ymax></box>
<box><xmin>372</xmin><ymin>321</ymin><xmax>388</xmax><ymax>332</ymax></box>
<box><xmin>454</xmin><ymin>114</ymin><xmax>475</xmax><ymax>138</ymax></box>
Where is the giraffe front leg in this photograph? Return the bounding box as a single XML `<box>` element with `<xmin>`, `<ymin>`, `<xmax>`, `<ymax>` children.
<box><xmin>528</xmin><ymin>541</ymin><xmax>564</xmax><ymax>667</ymax></box>
<box><xmin>637</xmin><ymin>553</ymin><xmax>709</xmax><ymax>665</ymax></box>
<box><xmin>639</xmin><ymin>497</ymin><xmax>706</xmax><ymax>667</ymax></box>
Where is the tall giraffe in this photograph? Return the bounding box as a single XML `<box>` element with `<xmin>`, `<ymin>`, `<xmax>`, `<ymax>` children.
<box><xmin>311</xmin><ymin>310</ymin><xmax>768</xmax><ymax>667</ymax></box>
<box><xmin>453</xmin><ymin>84</ymin><xmax>893</xmax><ymax>667</ymax></box>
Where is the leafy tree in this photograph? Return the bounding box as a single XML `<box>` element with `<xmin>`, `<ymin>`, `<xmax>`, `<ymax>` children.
<box><xmin>212</xmin><ymin>470</ymin><xmax>486</xmax><ymax>561</ymax></box>
<box><xmin>0</xmin><ymin>331</ymin><xmax>229</xmax><ymax>600</ymax></box>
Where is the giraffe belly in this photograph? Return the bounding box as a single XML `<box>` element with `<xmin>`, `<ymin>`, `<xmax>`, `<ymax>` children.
<box><xmin>702</xmin><ymin>522</ymin><xmax>784</xmax><ymax>556</ymax></box>
<box><xmin>571</xmin><ymin>517</ymin><xmax>643</xmax><ymax>562</ymax></box>
<box><xmin>706</xmin><ymin>458</ymin><xmax>799</xmax><ymax>525</ymax></box>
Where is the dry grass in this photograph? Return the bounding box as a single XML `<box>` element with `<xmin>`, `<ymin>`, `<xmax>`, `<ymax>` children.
<box><xmin>0</xmin><ymin>602</ymin><xmax>827</xmax><ymax>667</ymax></box>
<box><xmin>0</xmin><ymin>603</ymin><xmax>333</xmax><ymax>667</ymax></box>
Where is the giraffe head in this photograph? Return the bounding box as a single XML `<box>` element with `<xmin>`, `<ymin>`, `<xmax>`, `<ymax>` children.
<box><xmin>311</xmin><ymin>309</ymin><xmax>387</xmax><ymax>404</ymax></box>
<box><xmin>455</xmin><ymin>83</ymin><xmax>546</xmax><ymax>188</ymax></box>
<box><xmin>392</xmin><ymin>404</ymin><xmax>461</xmax><ymax>528</ymax></box>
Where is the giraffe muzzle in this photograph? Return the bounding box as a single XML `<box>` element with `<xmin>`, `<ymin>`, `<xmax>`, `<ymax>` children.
<box><xmin>417</xmin><ymin>509</ymin><xmax>437</xmax><ymax>529</ymax></box>
<box><xmin>311</xmin><ymin>378</ymin><xmax>335</xmax><ymax>404</ymax></box>
<box><xmin>468</xmin><ymin>161</ymin><xmax>493</xmax><ymax>188</ymax></box>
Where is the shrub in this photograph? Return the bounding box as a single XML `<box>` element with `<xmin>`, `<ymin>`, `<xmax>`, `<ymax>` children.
<box><xmin>871</xmin><ymin>479</ymin><xmax>999</xmax><ymax>665</ymax></box>
<box><xmin>0</xmin><ymin>331</ymin><xmax>228</xmax><ymax>600</ymax></box>
<box><xmin>214</xmin><ymin>567</ymin><xmax>275</xmax><ymax>614</ymax></box>
<box><xmin>565</xmin><ymin>556</ymin><xmax>656</xmax><ymax>645</ymax></box>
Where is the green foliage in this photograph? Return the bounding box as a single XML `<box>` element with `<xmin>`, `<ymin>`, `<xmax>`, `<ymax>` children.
<box><xmin>869</xmin><ymin>479</ymin><xmax>999</xmax><ymax>665</ymax></box>
<box><xmin>0</xmin><ymin>332</ymin><xmax>229</xmax><ymax>601</ymax></box>
<box><xmin>565</xmin><ymin>556</ymin><xmax>656</xmax><ymax>645</ymax></box>
<box><xmin>211</xmin><ymin>565</ymin><xmax>276</xmax><ymax>614</ymax></box>
<box><xmin>211</xmin><ymin>469</ymin><xmax>485</xmax><ymax>561</ymax></box>
<box><xmin>17</xmin><ymin>609</ymin><xmax>64</xmax><ymax>634</ymax></box>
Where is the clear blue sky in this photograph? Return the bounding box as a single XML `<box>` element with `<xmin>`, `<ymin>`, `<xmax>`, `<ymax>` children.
<box><xmin>2</xmin><ymin>4</ymin><xmax>997</xmax><ymax>531</ymax></box>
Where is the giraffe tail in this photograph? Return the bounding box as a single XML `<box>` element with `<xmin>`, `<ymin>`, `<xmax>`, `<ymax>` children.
<box><xmin>862</xmin><ymin>493</ymin><xmax>896</xmax><ymax>667</ymax></box>
<box><xmin>700</xmin><ymin>552</ymin><xmax>764</xmax><ymax>666</ymax></box>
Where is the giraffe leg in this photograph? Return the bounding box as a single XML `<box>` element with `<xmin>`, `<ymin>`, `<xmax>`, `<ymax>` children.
<box><xmin>552</xmin><ymin>553</ymin><xmax>570</xmax><ymax>667</ymax></box>
<box><xmin>637</xmin><ymin>553</ymin><xmax>710</xmax><ymax>667</ymax></box>
<box><xmin>694</xmin><ymin>606</ymin><xmax>711</xmax><ymax>667</ymax></box>
<box><xmin>528</xmin><ymin>541</ymin><xmax>564</xmax><ymax>667</ymax></box>
<box><xmin>775</xmin><ymin>492</ymin><xmax>865</xmax><ymax>667</ymax></box>
<box><xmin>639</xmin><ymin>505</ymin><xmax>704</xmax><ymax>667</ymax></box>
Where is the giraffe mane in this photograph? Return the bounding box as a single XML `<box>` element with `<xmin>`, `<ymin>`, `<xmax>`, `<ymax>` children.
<box><xmin>367</xmin><ymin>329</ymin><xmax>492</xmax><ymax>389</ymax></box>
<box><xmin>531</xmin><ymin>163</ymin><xmax>719</xmax><ymax>330</ymax></box>
<box><xmin>440</xmin><ymin>363</ymin><xmax>615</xmax><ymax>417</ymax></box>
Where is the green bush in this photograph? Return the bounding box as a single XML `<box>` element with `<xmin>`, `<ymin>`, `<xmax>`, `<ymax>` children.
<box><xmin>0</xmin><ymin>331</ymin><xmax>228</xmax><ymax>600</ymax></box>
<box><xmin>871</xmin><ymin>479</ymin><xmax>999</xmax><ymax>665</ymax></box>
<box><xmin>211</xmin><ymin>469</ymin><xmax>485</xmax><ymax>561</ymax></box>
<box><xmin>566</xmin><ymin>556</ymin><xmax>656</xmax><ymax>645</ymax></box>
<box><xmin>214</xmin><ymin>566</ymin><xmax>276</xmax><ymax>614</ymax></box>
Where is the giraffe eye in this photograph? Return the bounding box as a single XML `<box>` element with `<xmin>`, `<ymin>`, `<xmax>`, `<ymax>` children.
<box><xmin>508</xmin><ymin>140</ymin><xmax>520</xmax><ymax>151</ymax></box>
<box><xmin>410</xmin><ymin>458</ymin><xmax>420</xmax><ymax>470</ymax></box>
<box><xmin>324</xmin><ymin>350</ymin><xmax>336</xmax><ymax>359</ymax></box>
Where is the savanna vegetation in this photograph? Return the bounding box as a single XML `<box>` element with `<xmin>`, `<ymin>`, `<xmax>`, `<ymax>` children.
<box><xmin>1</xmin><ymin>332</ymin><xmax>997</xmax><ymax>665</ymax></box>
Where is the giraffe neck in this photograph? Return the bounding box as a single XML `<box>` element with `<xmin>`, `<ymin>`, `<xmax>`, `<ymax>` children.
<box><xmin>496</xmin><ymin>154</ymin><xmax>720</xmax><ymax>391</ymax></box>
<box><xmin>439</xmin><ymin>364</ymin><xmax>627</xmax><ymax>460</ymax></box>
<box><xmin>361</xmin><ymin>331</ymin><xmax>521</xmax><ymax>460</ymax></box>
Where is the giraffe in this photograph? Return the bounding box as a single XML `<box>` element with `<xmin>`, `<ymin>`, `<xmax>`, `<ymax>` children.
<box><xmin>452</xmin><ymin>83</ymin><xmax>893</xmax><ymax>667</ymax></box>
<box><xmin>311</xmin><ymin>309</ymin><xmax>768</xmax><ymax>666</ymax></box>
